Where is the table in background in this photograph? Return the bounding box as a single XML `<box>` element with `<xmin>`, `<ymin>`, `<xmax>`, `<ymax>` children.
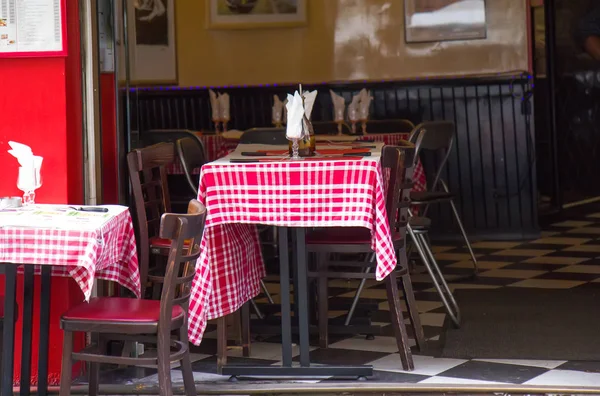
<box><xmin>186</xmin><ymin>142</ymin><xmax>398</xmax><ymax>378</ymax></box>
<box><xmin>167</xmin><ymin>132</ymin><xmax>427</xmax><ymax>192</ymax></box>
<box><xmin>0</xmin><ymin>205</ymin><xmax>140</xmax><ymax>396</ymax></box>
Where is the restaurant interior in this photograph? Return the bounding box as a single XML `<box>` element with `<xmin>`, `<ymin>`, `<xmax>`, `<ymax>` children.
<box><xmin>4</xmin><ymin>0</ymin><xmax>600</xmax><ymax>394</ymax></box>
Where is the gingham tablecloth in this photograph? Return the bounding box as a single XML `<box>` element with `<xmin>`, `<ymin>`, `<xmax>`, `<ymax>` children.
<box><xmin>0</xmin><ymin>205</ymin><xmax>141</xmax><ymax>301</ymax></box>
<box><xmin>187</xmin><ymin>143</ymin><xmax>397</xmax><ymax>345</ymax></box>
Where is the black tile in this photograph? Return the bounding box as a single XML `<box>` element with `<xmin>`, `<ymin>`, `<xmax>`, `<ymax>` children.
<box><xmin>502</xmin><ymin>262</ymin><xmax>571</xmax><ymax>272</ymax></box>
<box><xmin>477</xmin><ymin>254</ymin><xmax>532</xmax><ymax>263</ymax></box>
<box><xmin>533</xmin><ymin>271</ymin><xmax>600</xmax><ymax>281</ymax></box>
<box><xmin>555</xmin><ymin>360</ymin><xmax>600</xmax><ymax>373</ymax></box>
<box><xmin>437</xmin><ymin>360</ymin><xmax>549</xmax><ymax>384</ymax></box>
<box><xmin>293</xmin><ymin>347</ymin><xmax>389</xmax><ymax>366</ymax></box>
<box><xmin>516</xmin><ymin>243</ymin><xmax>564</xmax><ymax>251</ymax></box>
<box><xmin>190</xmin><ymin>355</ymin><xmax>278</xmax><ymax>374</ymax></box>
<box><xmin>546</xmin><ymin>250</ymin><xmax>599</xmax><ymax>258</ymax></box>
<box><xmin>320</xmin><ymin>369</ymin><xmax>429</xmax><ymax>383</ymax></box>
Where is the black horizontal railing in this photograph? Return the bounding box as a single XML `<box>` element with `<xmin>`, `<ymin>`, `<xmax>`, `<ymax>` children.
<box><xmin>121</xmin><ymin>76</ymin><xmax>538</xmax><ymax>239</ymax></box>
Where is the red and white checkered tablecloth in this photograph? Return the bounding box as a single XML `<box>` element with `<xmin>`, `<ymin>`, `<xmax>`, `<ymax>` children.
<box><xmin>187</xmin><ymin>144</ymin><xmax>397</xmax><ymax>345</ymax></box>
<box><xmin>0</xmin><ymin>205</ymin><xmax>141</xmax><ymax>301</ymax></box>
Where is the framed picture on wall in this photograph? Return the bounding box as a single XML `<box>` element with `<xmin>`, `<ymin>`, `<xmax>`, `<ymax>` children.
<box><xmin>206</xmin><ymin>0</ymin><xmax>308</xmax><ymax>29</ymax></box>
<box><xmin>117</xmin><ymin>0</ymin><xmax>178</xmax><ymax>85</ymax></box>
<box><xmin>404</xmin><ymin>0</ymin><xmax>487</xmax><ymax>43</ymax></box>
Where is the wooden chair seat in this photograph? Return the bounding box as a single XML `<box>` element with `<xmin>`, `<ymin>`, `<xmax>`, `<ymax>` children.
<box><xmin>306</xmin><ymin>227</ymin><xmax>402</xmax><ymax>245</ymax></box>
<box><xmin>150</xmin><ymin>236</ymin><xmax>191</xmax><ymax>250</ymax></box>
<box><xmin>62</xmin><ymin>297</ymin><xmax>184</xmax><ymax>324</ymax></box>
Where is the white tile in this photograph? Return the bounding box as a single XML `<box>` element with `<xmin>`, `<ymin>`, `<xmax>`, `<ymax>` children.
<box><xmin>329</xmin><ymin>336</ymin><xmax>401</xmax><ymax>353</ymax></box>
<box><xmin>473</xmin><ymin>358</ymin><xmax>567</xmax><ymax>369</ymax></box>
<box><xmin>523</xmin><ymin>369</ymin><xmax>600</xmax><ymax>386</ymax></box>
<box><xmin>414</xmin><ymin>312</ymin><xmax>446</xmax><ymax>327</ymax></box>
<box><xmin>423</xmin><ymin>283</ymin><xmax>500</xmax><ymax>293</ymax></box>
<box><xmin>508</xmin><ymin>279</ymin><xmax>586</xmax><ymax>289</ymax></box>
<box><xmin>370</xmin><ymin>354</ymin><xmax>467</xmax><ymax>376</ymax></box>
<box><xmin>419</xmin><ymin>375</ymin><xmax>508</xmax><ymax>385</ymax></box>
<box><xmin>554</xmin><ymin>264</ymin><xmax>600</xmax><ymax>274</ymax></box>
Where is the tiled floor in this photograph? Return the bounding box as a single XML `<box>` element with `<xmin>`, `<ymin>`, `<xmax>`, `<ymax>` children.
<box><xmin>89</xmin><ymin>204</ymin><xmax>600</xmax><ymax>391</ymax></box>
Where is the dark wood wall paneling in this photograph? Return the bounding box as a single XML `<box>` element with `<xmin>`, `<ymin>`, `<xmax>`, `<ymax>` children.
<box><xmin>123</xmin><ymin>77</ymin><xmax>538</xmax><ymax>240</ymax></box>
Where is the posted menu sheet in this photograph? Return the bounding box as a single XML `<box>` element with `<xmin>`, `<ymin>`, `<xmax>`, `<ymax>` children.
<box><xmin>0</xmin><ymin>0</ymin><xmax>63</xmax><ymax>54</ymax></box>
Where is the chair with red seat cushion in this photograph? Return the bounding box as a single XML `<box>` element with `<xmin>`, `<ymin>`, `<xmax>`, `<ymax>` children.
<box><xmin>59</xmin><ymin>200</ymin><xmax>207</xmax><ymax>396</ymax></box>
<box><xmin>306</xmin><ymin>145</ymin><xmax>424</xmax><ymax>371</ymax></box>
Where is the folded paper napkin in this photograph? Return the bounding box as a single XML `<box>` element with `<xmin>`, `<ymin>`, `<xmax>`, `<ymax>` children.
<box><xmin>330</xmin><ymin>90</ymin><xmax>345</xmax><ymax>122</ymax></box>
<box><xmin>286</xmin><ymin>91</ymin><xmax>306</xmax><ymax>139</ymax></box>
<box><xmin>209</xmin><ymin>89</ymin><xmax>220</xmax><ymax>121</ymax></box>
<box><xmin>219</xmin><ymin>92</ymin><xmax>230</xmax><ymax>121</ymax></box>
<box><xmin>272</xmin><ymin>95</ymin><xmax>284</xmax><ymax>124</ymax></box>
<box><xmin>302</xmin><ymin>90</ymin><xmax>318</xmax><ymax>120</ymax></box>
<box><xmin>358</xmin><ymin>89</ymin><xmax>373</xmax><ymax>120</ymax></box>
<box><xmin>348</xmin><ymin>93</ymin><xmax>361</xmax><ymax>122</ymax></box>
<box><xmin>8</xmin><ymin>141</ymin><xmax>43</xmax><ymax>189</ymax></box>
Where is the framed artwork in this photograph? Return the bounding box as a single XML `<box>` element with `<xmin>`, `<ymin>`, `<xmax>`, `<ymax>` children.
<box><xmin>117</xmin><ymin>0</ymin><xmax>178</xmax><ymax>85</ymax></box>
<box><xmin>206</xmin><ymin>0</ymin><xmax>308</xmax><ymax>30</ymax></box>
<box><xmin>404</xmin><ymin>0</ymin><xmax>487</xmax><ymax>43</ymax></box>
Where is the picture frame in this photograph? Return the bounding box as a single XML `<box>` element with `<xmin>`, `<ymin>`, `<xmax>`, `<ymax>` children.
<box><xmin>117</xmin><ymin>0</ymin><xmax>178</xmax><ymax>85</ymax></box>
<box><xmin>206</xmin><ymin>0</ymin><xmax>308</xmax><ymax>30</ymax></box>
<box><xmin>404</xmin><ymin>0</ymin><xmax>487</xmax><ymax>43</ymax></box>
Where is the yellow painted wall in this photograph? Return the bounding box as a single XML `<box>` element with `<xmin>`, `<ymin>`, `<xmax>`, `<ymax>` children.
<box><xmin>176</xmin><ymin>0</ymin><xmax>530</xmax><ymax>87</ymax></box>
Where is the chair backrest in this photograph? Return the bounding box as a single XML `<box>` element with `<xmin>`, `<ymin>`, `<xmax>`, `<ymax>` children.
<box><xmin>408</xmin><ymin>121</ymin><xmax>455</xmax><ymax>191</ymax></box>
<box><xmin>127</xmin><ymin>142</ymin><xmax>175</xmax><ymax>289</ymax></box>
<box><xmin>366</xmin><ymin>119</ymin><xmax>415</xmax><ymax>134</ymax></box>
<box><xmin>158</xmin><ymin>200</ymin><xmax>207</xmax><ymax>328</ymax></box>
<box><xmin>381</xmin><ymin>144</ymin><xmax>416</xmax><ymax>240</ymax></box>
<box><xmin>176</xmin><ymin>137</ymin><xmax>206</xmax><ymax>197</ymax></box>
<box><xmin>240</xmin><ymin>128</ymin><xmax>287</xmax><ymax>144</ymax></box>
<box><xmin>139</xmin><ymin>129</ymin><xmax>206</xmax><ymax>153</ymax></box>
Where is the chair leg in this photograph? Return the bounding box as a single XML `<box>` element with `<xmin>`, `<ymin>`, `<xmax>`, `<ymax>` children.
<box><xmin>344</xmin><ymin>253</ymin><xmax>375</xmax><ymax>326</ymax></box>
<box><xmin>59</xmin><ymin>331</ymin><xmax>74</xmax><ymax>396</ymax></box>
<box><xmin>241</xmin><ymin>302</ymin><xmax>251</xmax><ymax>357</ymax></box>
<box><xmin>88</xmin><ymin>336</ymin><xmax>106</xmax><ymax>396</ymax></box>
<box><xmin>179</xmin><ymin>322</ymin><xmax>196</xmax><ymax>396</ymax></box>
<box><xmin>399</xmin><ymin>262</ymin><xmax>426</xmax><ymax>352</ymax></box>
<box><xmin>441</xmin><ymin>180</ymin><xmax>478</xmax><ymax>274</ymax></box>
<box><xmin>260</xmin><ymin>279</ymin><xmax>275</xmax><ymax>304</ymax></box>
<box><xmin>317</xmin><ymin>253</ymin><xmax>329</xmax><ymax>349</ymax></box>
<box><xmin>408</xmin><ymin>226</ymin><xmax>461</xmax><ymax>327</ymax></box>
<box><xmin>385</xmin><ymin>270</ymin><xmax>414</xmax><ymax>371</ymax></box>
<box><xmin>157</xmin><ymin>328</ymin><xmax>173</xmax><ymax>396</ymax></box>
<box><xmin>216</xmin><ymin>316</ymin><xmax>227</xmax><ymax>374</ymax></box>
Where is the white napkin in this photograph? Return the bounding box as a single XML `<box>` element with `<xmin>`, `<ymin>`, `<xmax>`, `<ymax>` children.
<box><xmin>272</xmin><ymin>95</ymin><xmax>284</xmax><ymax>124</ymax></box>
<box><xmin>301</xmin><ymin>90</ymin><xmax>318</xmax><ymax>120</ymax></box>
<box><xmin>219</xmin><ymin>93</ymin><xmax>230</xmax><ymax>121</ymax></box>
<box><xmin>209</xmin><ymin>89</ymin><xmax>220</xmax><ymax>121</ymax></box>
<box><xmin>358</xmin><ymin>89</ymin><xmax>373</xmax><ymax>120</ymax></box>
<box><xmin>8</xmin><ymin>141</ymin><xmax>43</xmax><ymax>189</ymax></box>
<box><xmin>348</xmin><ymin>94</ymin><xmax>361</xmax><ymax>122</ymax></box>
<box><xmin>285</xmin><ymin>91</ymin><xmax>305</xmax><ymax>140</ymax></box>
<box><xmin>330</xmin><ymin>90</ymin><xmax>345</xmax><ymax>122</ymax></box>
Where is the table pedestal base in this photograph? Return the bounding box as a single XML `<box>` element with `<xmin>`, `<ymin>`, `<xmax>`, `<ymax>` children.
<box><xmin>221</xmin><ymin>227</ymin><xmax>373</xmax><ymax>380</ymax></box>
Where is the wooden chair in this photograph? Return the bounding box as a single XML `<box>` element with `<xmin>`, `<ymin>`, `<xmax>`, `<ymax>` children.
<box><xmin>366</xmin><ymin>119</ymin><xmax>415</xmax><ymax>134</ymax></box>
<box><xmin>176</xmin><ymin>137</ymin><xmax>207</xmax><ymax>197</ymax></box>
<box><xmin>305</xmin><ymin>145</ymin><xmax>424</xmax><ymax>371</ymax></box>
<box><xmin>240</xmin><ymin>128</ymin><xmax>287</xmax><ymax>145</ymax></box>
<box><xmin>58</xmin><ymin>200</ymin><xmax>207</xmax><ymax>396</ymax></box>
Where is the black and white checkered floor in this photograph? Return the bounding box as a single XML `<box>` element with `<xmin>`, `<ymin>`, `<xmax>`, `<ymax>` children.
<box><xmin>91</xmin><ymin>204</ymin><xmax>600</xmax><ymax>390</ymax></box>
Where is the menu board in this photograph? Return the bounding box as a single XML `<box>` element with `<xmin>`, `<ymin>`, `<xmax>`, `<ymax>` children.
<box><xmin>0</xmin><ymin>0</ymin><xmax>67</xmax><ymax>57</ymax></box>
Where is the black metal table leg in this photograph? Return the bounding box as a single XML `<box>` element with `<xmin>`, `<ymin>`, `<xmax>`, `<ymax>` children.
<box><xmin>19</xmin><ymin>266</ymin><xmax>34</xmax><ymax>396</ymax></box>
<box><xmin>1</xmin><ymin>264</ymin><xmax>17</xmax><ymax>396</ymax></box>
<box><xmin>222</xmin><ymin>226</ymin><xmax>373</xmax><ymax>379</ymax></box>
<box><xmin>278</xmin><ymin>227</ymin><xmax>293</xmax><ymax>366</ymax></box>
<box><xmin>294</xmin><ymin>228</ymin><xmax>310</xmax><ymax>367</ymax></box>
<box><xmin>37</xmin><ymin>266</ymin><xmax>52</xmax><ymax>396</ymax></box>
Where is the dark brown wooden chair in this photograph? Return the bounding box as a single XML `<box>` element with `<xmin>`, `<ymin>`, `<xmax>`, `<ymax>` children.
<box><xmin>306</xmin><ymin>145</ymin><xmax>424</xmax><ymax>371</ymax></box>
<box><xmin>366</xmin><ymin>119</ymin><xmax>415</xmax><ymax>134</ymax></box>
<box><xmin>58</xmin><ymin>200</ymin><xmax>206</xmax><ymax>396</ymax></box>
